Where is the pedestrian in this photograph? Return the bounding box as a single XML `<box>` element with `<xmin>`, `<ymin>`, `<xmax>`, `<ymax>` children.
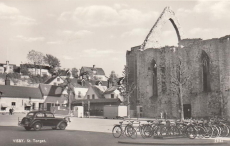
<box><xmin>11</xmin><ymin>108</ymin><xmax>14</xmax><ymax>115</ymax></box>
<box><xmin>9</xmin><ymin>108</ymin><xmax>11</xmax><ymax>115</ymax></box>
<box><xmin>9</xmin><ymin>108</ymin><xmax>12</xmax><ymax>115</ymax></box>
<box><xmin>163</xmin><ymin>111</ymin><xmax>167</xmax><ymax>120</ymax></box>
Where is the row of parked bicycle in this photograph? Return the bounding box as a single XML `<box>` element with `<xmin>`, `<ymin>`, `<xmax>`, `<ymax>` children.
<box><xmin>112</xmin><ymin>118</ymin><xmax>230</xmax><ymax>139</ymax></box>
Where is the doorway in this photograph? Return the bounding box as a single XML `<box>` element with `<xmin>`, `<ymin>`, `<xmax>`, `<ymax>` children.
<box><xmin>183</xmin><ymin>104</ymin><xmax>191</xmax><ymax>119</ymax></box>
<box><xmin>47</xmin><ymin>103</ymin><xmax>51</xmax><ymax>111</ymax></box>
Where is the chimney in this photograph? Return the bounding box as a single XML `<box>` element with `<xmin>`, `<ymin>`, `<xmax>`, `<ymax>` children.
<box><xmin>6</xmin><ymin>61</ymin><xmax>9</xmax><ymax>74</ymax></box>
<box><xmin>5</xmin><ymin>75</ymin><xmax>10</xmax><ymax>85</ymax></box>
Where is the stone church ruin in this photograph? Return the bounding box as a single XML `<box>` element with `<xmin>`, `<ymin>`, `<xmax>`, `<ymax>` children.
<box><xmin>126</xmin><ymin>7</ymin><xmax>230</xmax><ymax>119</ymax></box>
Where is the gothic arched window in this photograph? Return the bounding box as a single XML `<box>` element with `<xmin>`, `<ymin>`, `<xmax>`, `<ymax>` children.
<box><xmin>152</xmin><ymin>59</ymin><xmax>158</xmax><ymax>98</ymax></box>
<box><xmin>201</xmin><ymin>51</ymin><xmax>211</xmax><ymax>92</ymax></box>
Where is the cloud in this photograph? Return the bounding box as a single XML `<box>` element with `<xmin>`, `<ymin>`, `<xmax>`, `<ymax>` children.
<box><xmin>0</xmin><ymin>3</ymin><xmax>37</xmax><ymax>25</ymax></box>
<box><xmin>58</xmin><ymin>5</ymin><xmax>159</xmax><ymax>27</ymax></box>
<box><xmin>47</xmin><ymin>41</ymin><xmax>63</xmax><ymax>45</ymax></box>
<box><xmin>194</xmin><ymin>0</ymin><xmax>230</xmax><ymax>19</ymax></box>
<box><xmin>61</xmin><ymin>30</ymin><xmax>93</xmax><ymax>38</ymax></box>
<box><xmin>82</xmin><ymin>48</ymin><xmax>118</xmax><ymax>58</ymax></box>
<box><xmin>176</xmin><ymin>1</ymin><xmax>230</xmax><ymax>20</ymax></box>
<box><xmin>16</xmin><ymin>35</ymin><xmax>44</xmax><ymax>42</ymax></box>
<box><xmin>121</xmin><ymin>28</ymin><xmax>149</xmax><ymax>37</ymax></box>
<box><xmin>63</xmin><ymin>55</ymin><xmax>74</xmax><ymax>60</ymax></box>
<box><xmin>189</xmin><ymin>27</ymin><xmax>211</xmax><ymax>35</ymax></box>
<box><xmin>176</xmin><ymin>8</ymin><xmax>193</xmax><ymax>17</ymax></box>
<box><xmin>188</xmin><ymin>27</ymin><xmax>224</xmax><ymax>39</ymax></box>
<box><xmin>0</xmin><ymin>3</ymin><xmax>19</xmax><ymax>15</ymax></box>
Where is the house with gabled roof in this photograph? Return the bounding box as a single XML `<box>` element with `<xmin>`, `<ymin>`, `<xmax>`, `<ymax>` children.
<box><xmin>80</xmin><ymin>65</ymin><xmax>107</xmax><ymax>81</ymax></box>
<box><xmin>71</xmin><ymin>84</ymin><xmax>122</xmax><ymax>116</ymax></box>
<box><xmin>20</xmin><ymin>63</ymin><xmax>51</xmax><ymax>76</ymax></box>
<box><xmin>0</xmin><ymin>84</ymin><xmax>44</xmax><ymax>112</ymax></box>
<box><xmin>84</xmin><ymin>85</ymin><xmax>107</xmax><ymax>100</ymax></box>
<box><xmin>0</xmin><ymin>61</ymin><xmax>17</xmax><ymax>74</ymax></box>
<box><xmin>39</xmin><ymin>84</ymin><xmax>69</xmax><ymax>111</ymax></box>
<box><xmin>103</xmin><ymin>86</ymin><xmax>124</xmax><ymax>102</ymax></box>
<box><xmin>44</xmin><ymin>76</ymin><xmax>66</xmax><ymax>86</ymax></box>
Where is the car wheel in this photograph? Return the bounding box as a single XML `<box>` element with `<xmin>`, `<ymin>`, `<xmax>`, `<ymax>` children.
<box><xmin>33</xmin><ymin>122</ymin><xmax>41</xmax><ymax>131</ymax></box>
<box><xmin>24</xmin><ymin>127</ymin><xmax>31</xmax><ymax>131</ymax></box>
<box><xmin>59</xmin><ymin>122</ymin><xmax>67</xmax><ymax>130</ymax></box>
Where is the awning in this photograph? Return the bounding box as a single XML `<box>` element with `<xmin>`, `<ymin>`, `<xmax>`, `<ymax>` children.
<box><xmin>25</xmin><ymin>102</ymin><xmax>32</xmax><ymax>106</ymax></box>
<box><xmin>1</xmin><ymin>103</ymin><xmax>8</xmax><ymax>107</ymax></box>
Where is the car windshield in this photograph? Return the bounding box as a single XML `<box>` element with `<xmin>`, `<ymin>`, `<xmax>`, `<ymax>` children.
<box><xmin>26</xmin><ymin>112</ymin><xmax>35</xmax><ymax>117</ymax></box>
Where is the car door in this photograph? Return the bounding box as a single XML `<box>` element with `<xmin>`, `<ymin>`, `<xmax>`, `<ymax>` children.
<box><xmin>45</xmin><ymin>113</ymin><xmax>59</xmax><ymax>126</ymax></box>
<box><xmin>35</xmin><ymin>112</ymin><xmax>49</xmax><ymax>126</ymax></box>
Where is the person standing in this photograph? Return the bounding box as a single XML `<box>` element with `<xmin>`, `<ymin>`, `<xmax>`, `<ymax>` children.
<box><xmin>163</xmin><ymin>111</ymin><xmax>167</xmax><ymax>120</ymax></box>
<box><xmin>9</xmin><ymin>108</ymin><xmax>12</xmax><ymax>115</ymax></box>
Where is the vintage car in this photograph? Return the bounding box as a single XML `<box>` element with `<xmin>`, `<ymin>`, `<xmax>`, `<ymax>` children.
<box><xmin>18</xmin><ymin>111</ymin><xmax>69</xmax><ymax>131</ymax></box>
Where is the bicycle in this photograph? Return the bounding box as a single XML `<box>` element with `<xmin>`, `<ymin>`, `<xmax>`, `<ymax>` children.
<box><xmin>112</xmin><ymin>120</ymin><xmax>135</xmax><ymax>138</ymax></box>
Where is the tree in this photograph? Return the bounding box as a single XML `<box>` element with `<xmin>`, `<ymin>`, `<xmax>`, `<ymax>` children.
<box><xmin>118</xmin><ymin>65</ymin><xmax>136</xmax><ymax>118</ymax></box>
<box><xmin>171</xmin><ymin>56</ymin><xmax>190</xmax><ymax>121</ymax></box>
<box><xmin>43</xmin><ymin>54</ymin><xmax>61</xmax><ymax>75</ymax></box>
<box><xmin>60</xmin><ymin>71</ymin><xmax>75</xmax><ymax>115</ymax></box>
<box><xmin>20</xmin><ymin>64</ymin><xmax>30</xmax><ymax>75</ymax></box>
<box><xmin>109</xmin><ymin>71</ymin><xmax>119</xmax><ymax>86</ymax></box>
<box><xmin>71</xmin><ymin>68</ymin><xmax>79</xmax><ymax>78</ymax></box>
<box><xmin>27</xmin><ymin>50</ymin><xmax>45</xmax><ymax>75</ymax></box>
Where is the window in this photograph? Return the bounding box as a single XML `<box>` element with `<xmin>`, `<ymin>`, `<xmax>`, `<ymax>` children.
<box><xmin>55</xmin><ymin>103</ymin><xmax>60</xmax><ymax>106</ymax></box>
<box><xmin>201</xmin><ymin>51</ymin><xmax>211</xmax><ymax>92</ymax></box>
<box><xmin>46</xmin><ymin>113</ymin><xmax>54</xmax><ymax>118</ymax></box>
<box><xmin>87</xmin><ymin>95</ymin><xmax>90</xmax><ymax>99</ymax></box>
<box><xmin>42</xmin><ymin>72</ymin><xmax>47</xmax><ymax>76</ymax></box>
<box><xmin>32</xmin><ymin>103</ymin><xmax>35</xmax><ymax>110</ymax></box>
<box><xmin>36</xmin><ymin>113</ymin><xmax>45</xmax><ymax>118</ymax></box>
<box><xmin>151</xmin><ymin>59</ymin><xmax>157</xmax><ymax>98</ymax></box>
<box><xmin>78</xmin><ymin>91</ymin><xmax>81</xmax><ymax>98</ymax></box>
<box><xmin>12</xmin><ymin>102</ymin><xmax>16</xmax><ymax>106</ymax></box>
<box><xmin>81</xmin><ymin>80</ymin><xmax>85</xmax><ymax>86</ymax></box>
<box><xmin>92</xmin><ymin>94</ymin><xmax>95</xmax><ymax>99</ymax></box>
<box><xmin>57</xmin><ymin>78</ymin><xmax>60</xmax><ymax>81</ymax></box>
<box><xmin>111</xmin><ymin>94</ymin><xmax>114</xmax><ymax>98</ymax></box>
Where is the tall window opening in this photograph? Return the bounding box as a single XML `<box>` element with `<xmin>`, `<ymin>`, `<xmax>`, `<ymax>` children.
<box><xmin>152</xmin><ymin>59</ymin><xmax>158</xmax><ymax>98</ymax></box>
<box><xmin>201</xmin><ymin>51</ymin><xmax>211</xmax><ymax>92</ymax></box>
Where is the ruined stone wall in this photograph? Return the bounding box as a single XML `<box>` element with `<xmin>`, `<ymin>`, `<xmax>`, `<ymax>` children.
<box><xmin>127</xmin><ymin>35</ymin><xmax>230</xmax><ymax>118</ymax></box>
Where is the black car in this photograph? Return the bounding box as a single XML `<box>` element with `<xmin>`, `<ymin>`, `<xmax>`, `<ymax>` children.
<box><xmin>18</xmin><ymin>111</ymin><xmax>69</xmax><ymax>131</ymax></box>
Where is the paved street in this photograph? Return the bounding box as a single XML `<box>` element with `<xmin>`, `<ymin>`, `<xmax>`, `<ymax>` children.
<box><xmin>0</xmin><ymin>113</ymin><xmax>230</xmax><ymax>146</ymax></box>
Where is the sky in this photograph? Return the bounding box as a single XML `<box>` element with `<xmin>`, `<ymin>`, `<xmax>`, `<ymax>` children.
<box><xmin>0</xmin><ymin>0</ymin><xmax>230</xmax><ymax>76</ymax></box>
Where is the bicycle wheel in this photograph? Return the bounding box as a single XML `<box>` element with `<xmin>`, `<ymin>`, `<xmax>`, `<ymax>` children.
<box><xmin>171</xmin><ymin>126</ymin><xmax>180</xmax><ymax>136</ymax></box>
<box><xmin>204</xmin><ymin>126</ymin><xmax>213</xmax><ymax>138</ymax></box>
<box><xmin>219</xmin><ymin>124</ymin><xmax>229</xmax><ymax>137</ymax></box>
<box><xmin>139</xmin><ymin>125</ymin><xmax>146</xmax><ymax>139</ymax></box>
<box><xmin>125</xmin><ymin>125</ymin><xmax>134</xmax><ymax>137</ymax></box>
<box><xmin>186</xmin><ymin>126</ymin><xmax>197</xmax><ymax>139</ymax></box>
<box><xmin>211</xmin><ymin>126</ymin><xmax>219</xmax><ymax>138</ymax></box>
<box><xmin>142</xmin><ymin>125</ymin><xmax>152</xmax><ymax>138</ymax></box>
<box><xmin>161</xmin><ymin>127</ymin><xmax>168</xmax><ymax>136</ymax></box>
<box><xmin>130</xmin><ymin>129</ymin><xmax>137</xmax><ymax>139</ymax></box>
<box><xmin>196</xmin><ymin>126</ymin><xmax>206</xmax><ymax>139</ymax></box>
<box><xmin>112</xmin><ymin>125</ymin><xmax>122</xmax><ymax>138</ymax></box>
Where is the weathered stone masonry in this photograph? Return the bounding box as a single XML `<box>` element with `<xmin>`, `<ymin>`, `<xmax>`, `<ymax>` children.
<box><xmin>126</xmin><ymin>7</ymin><xmax>230</xmax><ymax>118</ymax></box>
<box><xmin>127</xmin><ymin>36</ymin><xmax>230</xmax><ymax>118</ymax></box>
